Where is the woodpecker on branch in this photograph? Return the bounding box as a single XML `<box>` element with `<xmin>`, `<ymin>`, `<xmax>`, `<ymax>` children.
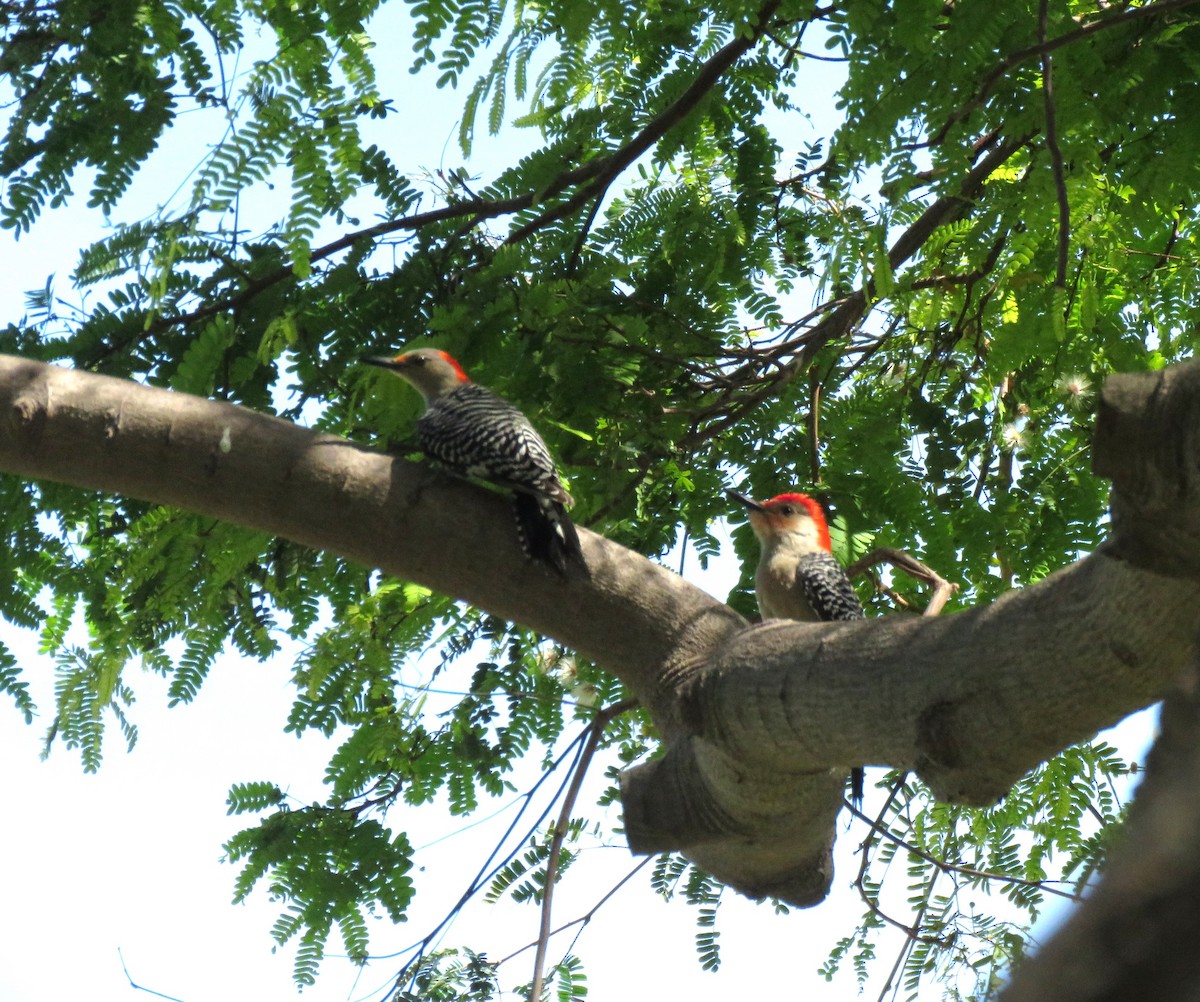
<box><xmin>726</xmin><ymin>488</ymin><xmax>865</xmax><ymax>806</ymax></box>
<box><xmin>365</xmin><ymin>348</ymin><xmax>584</xmax><ymax>574</ymax></box>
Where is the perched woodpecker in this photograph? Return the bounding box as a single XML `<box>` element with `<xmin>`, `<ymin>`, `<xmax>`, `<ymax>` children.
<box><xmin>365</xmin><ymin>348</ymin><xmax>584</xmax><ymax>574</ymax></box>
<box><xmin>726</xmin><ymin>488</ymin><xmax>865</xmax><ymax>805</ymax></box>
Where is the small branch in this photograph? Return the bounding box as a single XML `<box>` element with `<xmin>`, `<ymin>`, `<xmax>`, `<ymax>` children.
<box><xmin>150</xmin><ymin>191</ymin><xmax>538</xmax><ymax>332</ymax></box>
<box><xmin>566</xmin><ymin>193</ymin><xmax>604</xmax><ymax>274</ymax></box>
<box><xmin>504</xmin><ymin>170</ymin><xmax>610</xmax><ymax>250</ymax></box>
<box><xmin>844</xmin><ymin>546</ymin><xmax>958</xmax><ymax>616</ymax></box>
<box><xmin>505</xmin><ymin>0</ymin><xmax>787</xmax><ymax>250</ymax></box>
<box><xmin>528</xmin><ymin>705</ymin><xmax>619</xmax><ymax>1000</ymax></box>
<box><xmin>846</xmin><ymin>800</ymin><xmax>1084</xmax><ymax>903</ymax></box>
<box><xmin>769</xmin><ymin>22</ymin><xmax>849</xmax><ymax>66</ymax></box>
<box><xmin>876</xmin><ymin>869</ymin><xmax>941</xmax><ymax>1002</ymax></box>
<box><xmin>389</xmin><ymin>729</ymin><xmax>596</xmax><ymax>995</ymax></box>
<box><xmin>1039</xmin><ymin>0</ymin><xmax>1070</xmax><ymax>289</ymax></box>
<box><xmin>153</xmin><ymin>0</ymin><xmax>791</xmax><ymax>334</ymax></box>
<box><xmin>495</xmin><ymin>856</ymin><xmax>655</xmax><ymax>967</ymax></box>
<box><xmin>119</xmin><ymin>948</ymin><xmax>185</xmax><ymax>1002</ymax></box>
<box><xmin>1145</xmin><ymin>210</ymin><xmax>1183</xmax><ymax>278</ymax></box>
<box><xmin>925</xmin><ymin>0</ymin><xmax>1200</xmax><ymax>148</ymax></box>
<box><xmin>676</xmin><ymin>134</ymin><xmax>1031</xmax><ymax>452</ymax></box>
<box><xmin>884</xmin><ymin>134</ymin><xmax>1032</xmax><ymax>274</ymax></box>
<box><xmin>807</xmin><ymin>371</ymin><xmax>822</xmax><ymax>485</ymax></box>
<box><xmin>853</xmin><ymin>811</ymin><xmax>950</xmax><ymax>946</ymax></box>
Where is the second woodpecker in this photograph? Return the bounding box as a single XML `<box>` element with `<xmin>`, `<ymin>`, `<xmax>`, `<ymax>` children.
<box><xmin>365</xmin><ymin>348</ymin><xmax>584</xmax><ymax>573</ymax></box>
<box><xmin>727</xmin><ymin>488</ymin><xmax>865</xmax><ymax>805</ymax></box>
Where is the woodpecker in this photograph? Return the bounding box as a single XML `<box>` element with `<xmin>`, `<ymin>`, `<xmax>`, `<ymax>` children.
<box><xmin>364</xmin><ymin>348</ymin><xmax>584</xmax><ymax>574</ymax></box>
<box><xmin>726</xmin><ymin>488</ymin><xmax>865</xmax><ymax>805</ymax></box>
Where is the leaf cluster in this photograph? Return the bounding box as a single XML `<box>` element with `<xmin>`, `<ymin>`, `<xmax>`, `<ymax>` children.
<box><xmin>225</xmin><ymin>800</ymin><xmax>415</xmax><ymax>984</ymax></box>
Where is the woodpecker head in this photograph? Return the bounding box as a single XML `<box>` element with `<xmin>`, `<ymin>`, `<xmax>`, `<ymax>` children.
<box><xmin>363</xmin><ymin>348</ymin><xmax>470</xmax><ymax>403</ymax></box>
<box><xmin>725</xmin><ymin>488</ymin><xmax>832</xmax><ymax>553</ymax></box>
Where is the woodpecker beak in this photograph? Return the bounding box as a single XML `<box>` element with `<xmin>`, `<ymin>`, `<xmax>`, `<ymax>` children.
<box><xmin>725</xmin><ymin>489</ymin><xmax>767</xmax><ymax>513</ymax></box>
<box><xmin>363</xmin><ymin>355</ymin><xmax>404</xmax><ymax>371</ymax></box>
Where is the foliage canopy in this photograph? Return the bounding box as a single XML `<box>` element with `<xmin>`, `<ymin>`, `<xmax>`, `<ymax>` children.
<box><xmin>2</xmin><ymin>0</ymin><xmax>1197</xmax><ymax>995</ymax></box>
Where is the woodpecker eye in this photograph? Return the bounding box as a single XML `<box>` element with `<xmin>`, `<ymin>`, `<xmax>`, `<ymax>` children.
<box><xmin>779</xmin><ymin>505</ymin><xmax>794</xmax><ymax>515</ymax></box>
<box><xmin>410</xmin><ymin>355</ymin><xmax>426</xmax><ymax>366</ymax></box>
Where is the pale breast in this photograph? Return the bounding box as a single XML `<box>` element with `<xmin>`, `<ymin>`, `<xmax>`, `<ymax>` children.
<box><xmin>755</xmin><ymin>555</ymin><xmax>819</xmax><ymax>621</ymax></box>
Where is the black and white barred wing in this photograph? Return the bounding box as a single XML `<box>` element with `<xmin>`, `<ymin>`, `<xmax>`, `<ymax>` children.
<box><xmin>417</xmin><ymin>383</ymin><xmax>569</xmax><ymax>503</ymax></box>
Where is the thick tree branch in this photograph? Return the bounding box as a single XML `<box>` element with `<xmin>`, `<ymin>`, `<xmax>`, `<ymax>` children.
<box><xmin>1000</xmin><ymin>660</ymin><xmax>1200</xmax><ymax>1002</ymax></box>
<box><xmin>2</xmin><ymin>355</ymin><xmax>1200</xmax><ymax>908</ymax></box>
<box><xmin>1094</xmin><ymin>361</ymin><xmax>1200</xmax><ymax>579</ymax></box>
<box><xmin>0</xmin><ymin>356</ymin><xmax>742</xmax><ymax>698</ymax></box>
<box><xmin>621</xmin><ymin>550</ymin><xmax>1200</xmax><ymax>902</ymax></box>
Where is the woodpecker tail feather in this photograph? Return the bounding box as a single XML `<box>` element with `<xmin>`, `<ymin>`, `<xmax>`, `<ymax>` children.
<box><xmin>850</xmin><ymin>766</ymin><xmax>865</xmax><ymax>809</ymax></box>
<box><xmin>512</xmin><ymin>492</ymin><xmax>585</xmax><ymax>574</ymax></box>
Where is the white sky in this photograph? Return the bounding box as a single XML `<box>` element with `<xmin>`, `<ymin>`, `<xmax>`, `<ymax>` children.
<box><xmin>0</xmin><ymin>9</ymin><xmax>1160</xmax><ymax>1002</ymax></box>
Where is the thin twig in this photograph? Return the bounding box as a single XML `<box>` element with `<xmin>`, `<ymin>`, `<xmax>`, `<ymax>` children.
<box><xmin>505</xmin><ymin>0</ymin><xmax>787</xmax><ymax>249</ymax></box>
<box><xmin>876</xmin><ymin>865</ymin><xmax>940</xmax><ymax>1002</ymax></box>
<box><xmin>495</xmin><ymin>856</ymin><xmax>655</xmax><ymax>966</ymax></box>
<box><xmin>855</xmin><ymin>849</ymin><xmax>951</xmax><ymax>945</ymax></box>
<box><xmin>566</xmin><ymin>193</ymin><xmax>604</xmax><ymax>274</ymax></box>
<box><xmin>1145</xmin><ymin>210</ymin><xmax>1183</xmax><ymax>277</ymax></box>
<box><xmin>150</xmin><ymin>191</ymin><xmax>538</xmax><ymax>332</ymax></box>
<box><xmin>852</xmin><ymin>781</ymin><xmax>951</xmax><ymax>947</ymax></box>
<box><xmin>384</xmin><ymin>730</ymin><xmax>593</xmax><ymax>995</ymax></box>
<box><xmin>119</xmin><ymin>948</ymin><xmax>186</xmax><ymax>1001</ymax></box>
<box><xmin>845</xmin><ymin>800</ymin><xmax>1083</xmax><ymax>903</ymax></box>
<box><xmin>876</xmin><ymin>928</ymin><xmax>913</xmax><ymax>1002</ymax></box>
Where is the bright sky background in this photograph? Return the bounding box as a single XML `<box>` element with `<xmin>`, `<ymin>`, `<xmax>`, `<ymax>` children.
<box><xmin>0</xmin><ymin>8</ymin><xmax>1160</xmax><ymax>1001</ymax></box>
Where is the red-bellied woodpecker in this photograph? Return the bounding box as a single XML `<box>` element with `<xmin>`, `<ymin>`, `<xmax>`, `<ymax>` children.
<box><xmin>365</xmin><ymin>348</ymin><xmax>584</xmax><ymax>574</ymax></box>
<box><xmin>726</xmin><ymin>488</ymin><xmax>865</xmax><ymax>805</ymax></box>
